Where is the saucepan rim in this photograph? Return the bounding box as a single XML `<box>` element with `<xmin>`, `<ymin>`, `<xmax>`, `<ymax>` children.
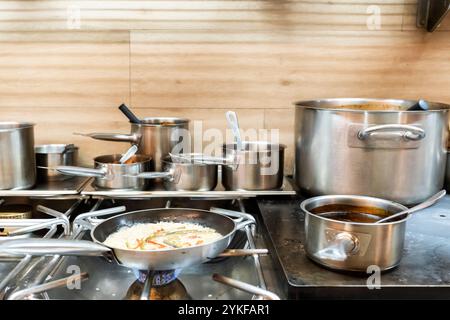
<box><xmin>300</xmin><ymin>194</ymin><xmax>411</xmax><ymax>226</ymax></box>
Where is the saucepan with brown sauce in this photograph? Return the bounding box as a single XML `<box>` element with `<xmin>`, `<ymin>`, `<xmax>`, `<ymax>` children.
<box><xmin>301</xmin><ymin>195</ymin><xmax>411</xmax><ymax>272</ymax></box>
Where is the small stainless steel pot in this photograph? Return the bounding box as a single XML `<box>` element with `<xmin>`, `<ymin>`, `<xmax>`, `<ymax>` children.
<box><xmin>0</xmin><ymin>122</ymin><xmax>36</xmax><ymax>190</ymax></box>
<box><xmin>301</xmin><ymin>195</ymin><xmax>410</xmax><ymax>272</ymax></box>
<box><xmin>78</xmin><ymin>117</ymin><xmax>190</xmax><ymax>171</ymax></box>
<box><xmin>222</xmin><ymin>141</ymin><xmax>285</xmax><ymax>191</ymax></box>
<box><xmin>35</xmin><ymin>144</ymin><xmax>78</xmax><ymax>181</ymax></box>
<box><xmin>161</xmin><ymin>155</ymin><xmax>218</xmax><ymax>191</ymax></box>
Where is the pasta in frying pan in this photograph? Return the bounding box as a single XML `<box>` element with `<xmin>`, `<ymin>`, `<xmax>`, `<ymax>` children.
<box><xmin>103</xmin><ymin>222</ymin><xmax>222</xmax><ymax>251</ymax></box>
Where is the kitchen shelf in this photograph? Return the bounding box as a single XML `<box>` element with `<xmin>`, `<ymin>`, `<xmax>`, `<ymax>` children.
<box><xmin>81</xmin><ymin>177</ymin><xmax>297</xmax><ymax>199</ymax></box>
<box><xmin>0</xmin><ymin>177</ymin><xmax>90</xmax><ymax>198</ymax></box>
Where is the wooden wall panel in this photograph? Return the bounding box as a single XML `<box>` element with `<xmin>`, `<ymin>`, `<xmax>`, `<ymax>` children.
<box><xmin>0</xmin><ymin>31</ymin><xmax>130</xmax><ymax>108</ymax></box>
<box><xmin>1</xmin><ymin>0</ymin><xmax>450</xmax><ymax>174</ymax></box>
<box><xmin>131</xmin><ymin>31</ymin><xmax>450</xmax><ymax>110</ymax></box>
<box><xmin>0</xmin><ymin>1</ymin><xmax>405</xmax><ymax>31</ymax></box>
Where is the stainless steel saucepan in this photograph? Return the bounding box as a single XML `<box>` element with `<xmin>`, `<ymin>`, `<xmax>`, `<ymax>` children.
<box><xmin>0</xmin><ymin>207</ymin><xmax>260</xmax><ymax>271</ymax></box>
<box><xmin>301</xmin><ymin>195</ymin><xmax>409</xmax><ymax>272</ymax></box>
<box><xmin>35</xmin><ymin>144</ymin><xmax>78</xmax><ymax>181</ymax></box>
<box><xmin>76</xmin><ymin>105</ymin><xmax>190</xmax><ymax>171</ymax></box>
<box><xmin>52</xmin><ymin>154</ymin><xmax>172</xmax><ymax>191</ymax></box>
<box><xmin>222</xmin><ymin>141</ymin><xmax>286</xmax><ymax>191</ymax></box>
<box><xmin>301</xmin><ymin>193</ymin><xmax>444</xmax><ymax>272</ymax></box>
<box><xmin>161</xmin><ymin>153</ymin><xmax>237</xmax><ymax>191</ymax></box>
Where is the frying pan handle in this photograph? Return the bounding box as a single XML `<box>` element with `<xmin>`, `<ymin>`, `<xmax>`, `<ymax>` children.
<box><xmin>74</xmin><ymin>132</ymin><xmax>141</xmax><ymax>144</ymax></box>
<box><xmin>0</xmin><ymin>239</ymin><xmax>111</xmax><ymax>257</ymax></box>
<box><xmin>53</xmin><ymin>166</ymin><xmax>107</xmax><ymax>178</ymax></box>
<box><xmin>236</xmin><ymin>219</ymin><xmax>255</xmax><ymax>230</ymax></box>
<box><xmin>74</xmin><ymin>206</ymin><xmax>127</xmax><ymax>230</ymax></box>
<box><xmin>212</xmin><ymin>274</ymin><xmax>280</xmax><ymax>300</ymax></box>
<box><xmin>209</xmin><ymin>207</ymin><xmax>256</xmax><ymax>225</ymax></box>
<box><xmin>313</xmin><ymin>232</ymin><xmax>359</xmax><ymax>262</ymax></box>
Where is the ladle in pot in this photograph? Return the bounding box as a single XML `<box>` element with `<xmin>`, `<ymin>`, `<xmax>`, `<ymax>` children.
<box><xmin>376</xmin><ymin>190</ymin><xmax>446</xmax><ymax>223</ymax></box>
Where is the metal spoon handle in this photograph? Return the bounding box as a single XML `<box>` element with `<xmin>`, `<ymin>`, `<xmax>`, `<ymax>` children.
<box><xmin>119</xmin><ymin>145</ymin><xmax>138</xmax><ymax>163</ymax></box>
<box><xmin>376</xmin><ymin>190</ymin><xmax>446</xmax><ymax>223</ymax></box>
<box><xmin>226</xmin><ymin>111</ymin><xmax>243</xmax><ymax>151</ymax></box>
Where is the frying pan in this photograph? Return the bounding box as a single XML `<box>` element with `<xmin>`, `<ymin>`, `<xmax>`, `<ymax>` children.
<box><xmin>0</xmin><ymin>208</ymin><xmax>256</xmax><ymax>271</ymax></box>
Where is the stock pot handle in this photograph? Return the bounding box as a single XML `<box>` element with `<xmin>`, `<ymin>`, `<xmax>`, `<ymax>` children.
<box><xmin>0</xmin><ymin>239</ymin><xmax>111</xmax><ymax>257</ymax></box>
<box><xmin>313</xmin><ymin>232</ymin><xmax>359</xmax><ymax>262</ymax></box>
<box><xmin>74</xmin><ymin>132</ymin><xmax>140</xmax><ymax>144</ymax></box>
<box><xmin>358</xmin><ymin>124</ymin><xmax>425</xmax><ymax>141</ymax></box>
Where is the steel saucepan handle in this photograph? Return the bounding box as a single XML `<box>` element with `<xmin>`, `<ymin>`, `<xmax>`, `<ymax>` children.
<box><xmin>53</xmin><ymin>165</ymin><xmax>107</xmax><ymax>178</ymax></box>
<box><xmin>0</xmin><ymin>239</ymin><xmax>111</xmax><ymax>257</ymax></box>
<box><xmin>74</xmin><ymin>132</ymin><xmax>140</xmax><ymax>144</ymax></box>
<box><xmin>313</xmin><ymin>232</ymin><xmax>359</xmax><ymax>262</ymax></box>
<box><xmin>212</xmin><ymin>274</ymin><xmax>280</xmax><ymax>300</ymax></box>
<box><xmin>135</xmin><ymin>172</ymin><xmax>173</xmax><ymax>179</ymax></box>
<box><xmin>133</xmin><ymin>167</ymin><xmax>182</xmax><ymax>183</ymax></box>
<box><xmin>358</xmin><ymin>124</ymin><xmax>426</xmax><ymax>141</ymax></box>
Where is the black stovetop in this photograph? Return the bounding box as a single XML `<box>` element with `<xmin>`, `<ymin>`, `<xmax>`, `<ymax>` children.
<box><xmin>257</xmin><ymin>196</ymin><xmax>450</xmax><ymax>299</ymax></box>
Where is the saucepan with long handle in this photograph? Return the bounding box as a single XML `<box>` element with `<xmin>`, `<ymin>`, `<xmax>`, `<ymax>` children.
<box><xmin>75</xmin><ymin>104</ymin><xmax>190</xmax><ymax>172</ymax></box>
<box><xmin>47</xmin><ymin>154</ymin><xmax>178</xmax><ymax>191</ymax></box>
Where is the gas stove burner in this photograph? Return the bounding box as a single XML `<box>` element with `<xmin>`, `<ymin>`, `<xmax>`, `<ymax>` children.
<box><xmin>126</xmin><ymin>269</ymin><xmax>190</xmax><ymax>300</ymax></box>
<box><xmin>132</xmin><ymin>269</ymin><xmax>181</xmax><ymax>286</ymax></box>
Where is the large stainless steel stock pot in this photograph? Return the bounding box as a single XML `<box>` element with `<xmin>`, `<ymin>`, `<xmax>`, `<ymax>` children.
<box><xmin>294</xmin><ymin>98</ymin><xmax>450</xmax><ymax>205</ymax></box>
